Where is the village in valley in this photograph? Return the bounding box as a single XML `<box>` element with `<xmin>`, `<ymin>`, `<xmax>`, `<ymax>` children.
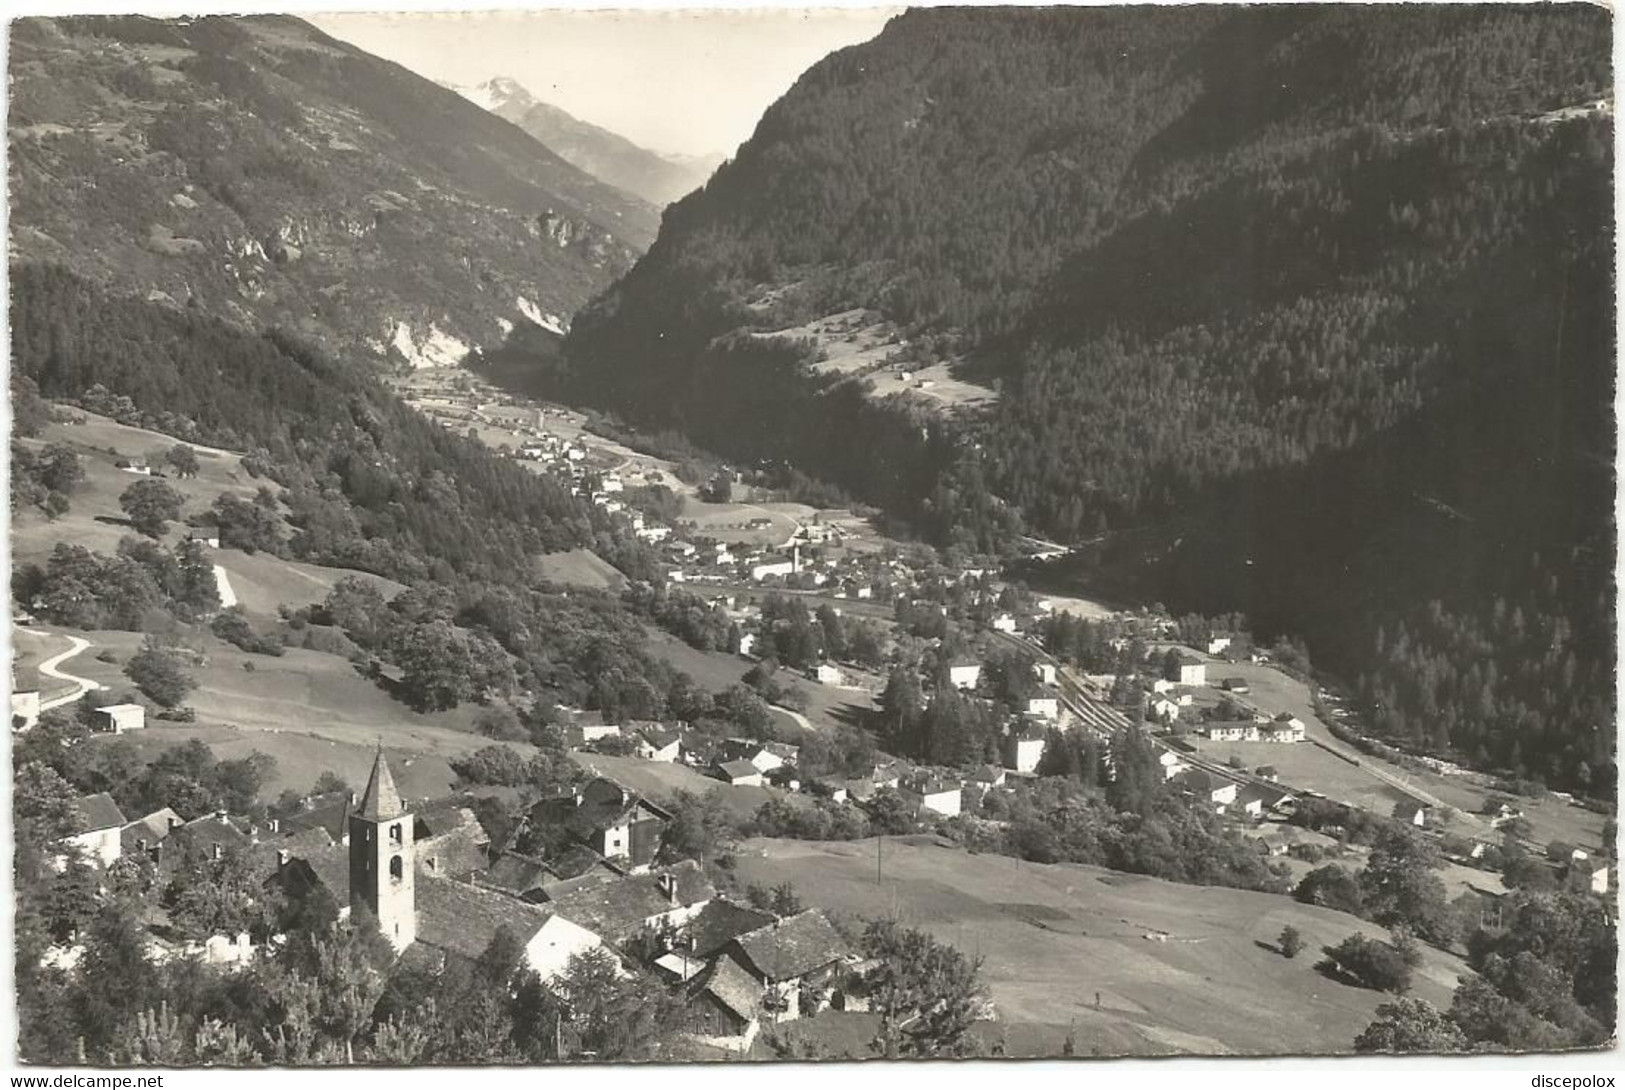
<box><xmin>11</xmin><ymin>361</ymin><xmax>1612</xmax><ymax>1062</ymax></box>
<box><xmin>6</xmin><ymin>5</ymin><xmax>1615</xmax><ymax>1068</ymax></box>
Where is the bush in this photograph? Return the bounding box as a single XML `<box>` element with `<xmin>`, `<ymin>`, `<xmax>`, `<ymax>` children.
<box><xmin>1279</xmin><ymin>925</ymin><xmax>1304</xmax><ymax>958</ymax></box>
<box><xmin>124</xmin><ymin>639</ymin><xmax>196</xmax><ymax>707</ymax></box>
<box><xmin>1317</xmin><ymin>933</ymin><xmax>1413</xmax><ymax>992</ymax></box>
<box><xmin>211</xmin><ymin>605</ymin><xmax>285</xmax><ymax>655</ymax></box>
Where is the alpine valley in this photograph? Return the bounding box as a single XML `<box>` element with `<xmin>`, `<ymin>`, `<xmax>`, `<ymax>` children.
<box><xmin>556</xmin><ymin>6</ymin><xmax>1616</xmax><ymax>794</ymax></box>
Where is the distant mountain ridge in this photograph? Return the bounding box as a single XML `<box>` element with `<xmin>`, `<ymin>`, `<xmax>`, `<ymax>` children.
<box><xmin>8</xmin><ymin>14</ymin><xmax>660</xmax><ymax>367</ymax></box>
<box><xmin>447</xmin><ymin>76</ymin><xmax>724</xmax><ymax>206</ymax></box>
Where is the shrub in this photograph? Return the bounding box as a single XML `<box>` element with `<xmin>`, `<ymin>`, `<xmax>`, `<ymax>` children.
<box><xmin>1317</xmin><ymin>933</ymin><xmax>1413</xmax><ymax>992</ymax></box>
<box><xmin>124</xmin><ymin>639</ymin><xmax>196</xmax><ymax>707</ymax></box>
<box><xmin>1279</xmin><ymin>925</ymin><xmax>1304</xmax><ymax>958</ymax></box>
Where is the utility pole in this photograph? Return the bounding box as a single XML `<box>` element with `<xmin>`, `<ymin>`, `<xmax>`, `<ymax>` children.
<box><xmin>876</xmin><ymin>834</ymin><xmax>883</xmax><ymax>884</ymax></box>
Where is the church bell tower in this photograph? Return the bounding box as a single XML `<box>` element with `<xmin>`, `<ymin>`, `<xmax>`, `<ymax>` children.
<box><xmin>349</xmin><ymin>747</ymin><xmax>416</xmax><ymax>952</ymax></box>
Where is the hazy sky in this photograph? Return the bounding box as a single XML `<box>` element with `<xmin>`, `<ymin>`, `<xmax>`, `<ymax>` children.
<box><xmin>308</xmin><ymin>9</ymin><xmax>899</xmax><ymax>157</ymax></box>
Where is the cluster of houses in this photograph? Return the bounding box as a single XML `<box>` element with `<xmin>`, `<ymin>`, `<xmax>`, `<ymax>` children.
<box><xmin>54</xmin><ymin>752</ymin><xmax>876</xmax><ymax>1054</ymax></box>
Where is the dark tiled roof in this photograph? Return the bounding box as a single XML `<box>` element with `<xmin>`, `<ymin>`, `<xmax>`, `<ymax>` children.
<box><xmin>684</xmin><ymin>899</ymin><xmax>776</xmax><ymax>960</ymax></box>
<box><xmin>119</xmin><ymin>807</ymin><xmax>180</xmax><ymax>852</ymax></box>
<box><xmin>544</xmin><ymin>860</ymin><xmax>713</xmax><ymax>944</ymax></box>
<box><xmin>416</xmin><ymin>876</ymin><xmax>555</xmax><ymax>962</ymax></box>
<box><xmin>419</xmin><ymin>823</ymin><xmax>489</xmax><ymax>880</ymax></box>
<box><xmin>272</xmin><ymin>843</ymin><xmax>352</xmax><ymax>909</ymax></box>
<box><xmin>695</xmin><ymin>953</ymin><xmax>761</xmax><ymax>1024</ymax></box>
<box><xmin>70</xmin><ymin>793</ymin><xmax>127</xmax><ymax>835</ymax></box>
<box><xmin>636</xmin><ymin>725</ymin><xmax>682</xmax><ymax>750</ymax></box>
<box><xmin>357</xmin><ymin>749</ymin><xmax>405</xmax><ymax>821</ymax></box>
<box><xmin>282</xmin><ymin>799</ymin><xmax>352</xmax><ymax>841</ymax></box>
<box><xmin>414</xmin><ymin>800</ymin><xmax>482</xmax><ymax>840</ymax></box>
<box><xmin>718</xmin><ymin>759</ymin><xmax>760</xmax><ymax>780</ymax></box>
<box><xmin>167</xmin><ymin>814</ymin><xmax>253</xmax><ymax>862</ymax></box>
<box><xmin>729</xmin><ymin>910</ymin><xmax>848</xmax><ymax>982</ymax></box>
<box><xmin>481</xmin><ymin>852</ymin><xmax>551</xmax><ymax>896</ymax></box>
<box><xmin>548</xmin><ymin>844</ymin><xmax>612</xmax><ymax>881</ymax></box>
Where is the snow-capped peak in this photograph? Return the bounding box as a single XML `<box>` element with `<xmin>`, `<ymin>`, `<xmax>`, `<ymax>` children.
<box><xmin>451</xmin><ymin>76</ymin><xmax>534</xmax><ymax>114</ymax></box>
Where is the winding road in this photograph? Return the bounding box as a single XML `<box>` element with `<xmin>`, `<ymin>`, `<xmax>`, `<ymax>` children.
<box><xmin>18</xmin><ymin>627</ymin><xmax>106</xmax><ymax>710</ymax></box>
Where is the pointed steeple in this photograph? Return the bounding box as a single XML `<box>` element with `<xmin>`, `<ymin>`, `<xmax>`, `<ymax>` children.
<box><xmin>356</xmin><ymin>746</ymin><xmax>404</xmax><ymax>821</ymax></box>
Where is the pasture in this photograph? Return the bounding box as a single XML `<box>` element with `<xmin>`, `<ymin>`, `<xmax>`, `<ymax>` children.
<box><xmin>732</xmin><ymin>835</ymin><xmax>1470</xmax><ymax>1058</ymax></box>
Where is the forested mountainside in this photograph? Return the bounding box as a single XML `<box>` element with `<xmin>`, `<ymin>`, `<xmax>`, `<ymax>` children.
<box><xmin>562</xmin><ymin>6</ymin><xmax>1615</xmax><ymax>791</ymax></box>
<box><xmin>9</xmin><ymin>263</ymin><xmax>706</xmax><ymax>723</ymax></box>
<box><xmin>456</xmin><ymin>76</ymin><xmax>722</xmax><ymax>206</ymax></box>
<box><xmin>8</xmin><ymin>15</ymin><xmax>658</xmax><ymax>367</ymax></box>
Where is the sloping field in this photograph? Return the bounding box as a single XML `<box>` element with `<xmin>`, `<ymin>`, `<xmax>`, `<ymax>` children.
<box><xmin>534</xmin><ymin>548</ymin><xmax>625</xmax><ymax>590</ymax></box>
<box><xmin>100</xmin><ymin>725</ymin><xmax>459</xmax><ymax>803</ymax></box>
<box><xmin>732</xmin><ymin>836</ymin><xmax>1470</xmax><ymax>1058</ymax></box>
<box><xmin>219</xmin><ymin>549</ymin><xmax>405</xmax><ymax>619</ymax></box>
<box><xmin>12</xmin><ymin>412</ymin><xmax>261</xmax><ymax>567</ymax></box>
<box><xmin>643</xmin><ymin>630</ymin><xmax>872</xmax><ymax>735</ymax></box>
<box><xmin>15</xmin><ymin>624</ymin><xmax>495</xmax><ymax>750</ymax></box>
<box><xmin>1180</xmin><ymin>654</ymin><xmax>1608</xmax><ymax>854</ymax></box>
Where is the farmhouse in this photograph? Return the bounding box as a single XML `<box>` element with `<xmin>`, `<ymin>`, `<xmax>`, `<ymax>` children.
<box><xmin>992</xmin><ymin>613</ymin><xmax>1018</xmax><ymax>634</ymax></box>
<box><xmin>415</xmin><ymin>877</ymin><xmax>616</xmax><ymax>984</ymax></box>
<box><xmin>538</xmin><ymin>860</ymin><xmax>714</xmax><ymax>947</ymax></box>
<box><xmin>120</xmin><ymin>807</ymin><xmax>183</xmax><ymax>860</ymax></box>
<box><xmin>812</xmin><ymin>663</ymin><xmax>844</xmax><ymax>686</ymax></box>
<box><xmin>718</xmin><ymin>759</ymin><xmax>765</xmax><ymax>787</ymax></box>
<box><xmin>722</xmin><ymin>910</ymin><xmax>851</xmax><ymax>1022</ymax></box>
<box><xmin>1149</xmin><ymin>696</ymin><xmax>1184</xmax><ymax>723</ymax></box>
<box><xmin>737</xmin><ymin>632</ymin><xmax>758</xmax><ymax>658</ymax></box>
<box><xmin>1032</xmin><ymin>662</ymin><xmax>1058</xmax><ymax>687</ymax></box>
<box><xmin>1002</xmin><ymin>721</ymin><xmax>1048</xmax><ymax>774</ymax></box>
<box><xmin>968</xmin><ymin>764</ymin><xmax>1007</xmax><ymax>795</ymax></box>
<box><xmin>632</xmin><ymin>724</ymin><xmax>682</xmax><ymax>763</ymax></box>
<box><xmin>1173</xmin><ymin>769</ymin><xmax>1238</xmax><ymax>812</ymax></box>
<box><xmin>526</xmin><ymin>778</ymin><xmax>673</xmax><ymax>873</ymax></box>
<box><xmin>1222</xmin><ymin>677</ymin><xmax>1250</xmax><ymax>694</ymax></box>
<box><xmin>899</xmin><ymin>777</ymin><xmax>962</xmax><ymax>818</ymax></box>
<box><xmin>1157</xmin><ymin>750</ymin><xmax>1191</xmax><ymax>781</ymax></box>
<box><xmin>684</xmin><ymin>953</ymin><xmax>763</xmax><ymax>1053</ymax></box>
<box><xmin>1206</xmin><ymin>636</ymin><xmax>1233</xmax><ymax>656</ymax></box>
<box><xmin>95</xmin><ymin>703</ymin><xmax>146</xmax><ymax>733</ymax></box>
<box><xmin>63</xmin><ymin>792</ymin><xmax>127</xmax><ymax>868</ymax></box>
<box><xmin>1174</xmin><ymin>654</ymin><xmax>1208</xmax><ymax>687</ymax></box>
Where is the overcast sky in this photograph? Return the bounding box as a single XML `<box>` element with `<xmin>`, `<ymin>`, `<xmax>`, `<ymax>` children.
<box><xmin>308</xmin><ymin>9</ymin><xmax>899</xmax><ymax>158</ymax></box>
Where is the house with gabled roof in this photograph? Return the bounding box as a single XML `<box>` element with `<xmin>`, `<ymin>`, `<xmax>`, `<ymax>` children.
<box><xmin>684</xmin><ymin>953</ymin><xmax>763</xmax><ymax>1052</ymax></box>
<box><xmin>1173</xmin><ymin>768</ymin><xmax>1238</xmax><ymax>812</ymax></box>
<box><xmin>632</xmin><ymin>724</ymin><xmax>682</xmax><ymax>763</ymax></box>
<box><xmin>721</xmin><ymin>910</ymin><xmax>851</xmax><ymax>1023</ymax></box>
<box><xmin>538</xmin><ymin>860</ymin><xmax>714</xmax><ymax>948</ymax></box>
<box><xmin>120</xmin><ymin>807</ymin><xmax>183</xmax><ymax>861</ymax></box>
<box><xmin>717</xmin><ymin>759</ymin><xmax>765</xmax><ymax>787</ymax></box>
<box><xmin>525</xmin><ymin>777</ymin><xmax>672</xmax><ymax>873</ymax></box>
<box><xmin>63</xmin><ymin>792</ymin><xmax>127</xmax><ymax>868</ymax></box>
<box><xmin>414</xmin><ymin>875</ymin><xmax>616</xmax><ymax>984</ymax></box>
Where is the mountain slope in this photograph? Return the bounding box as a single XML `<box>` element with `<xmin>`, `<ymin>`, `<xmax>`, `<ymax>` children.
<box><xmin>558</xmin><ymin>6</ymin><xmax>1614</xmax><ymax>790</ymax></box>
<box><xmin>8</xmin><ymin>15</ymin><xmax>661</xmax><ymax>366</ymax></box>
<box><xmin>452</xmin><ymin>76</ymin><xmax>721</xmax><ymax>206</ymax></box>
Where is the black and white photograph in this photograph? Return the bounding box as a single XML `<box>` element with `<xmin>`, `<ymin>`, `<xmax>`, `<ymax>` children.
<box><xmin>3</xmin><ymin>0</ymin><xmax>1617</xmax><ymax>1070</ymax></box>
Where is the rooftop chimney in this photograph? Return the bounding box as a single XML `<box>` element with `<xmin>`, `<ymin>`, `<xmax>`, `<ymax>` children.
<box><xmin>658</xmin><ymin>873</ymin><xmax>678</xmax><ymax>905</ymax></box>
